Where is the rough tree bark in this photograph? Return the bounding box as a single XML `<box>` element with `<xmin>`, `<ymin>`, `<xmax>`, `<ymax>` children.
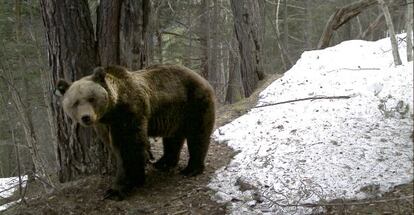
<box><xmin>378</xmin><ymin>0</ymin><xmax>402</xmax><ymax>65</ymax></box>
<box><xmin>40</xmin><ymin>0</ymin><xmax>111</xmax><ymax>182</ymax></box>
<box><xmin>230</xmin><ymin>0</ymin><xmax>265</xmax><ymax>97</ymax></box>
<box><xmin>225</xmin><ymin>37</ymin><xmax>244</xmax><ymax>104</ymax></box>
<box><xmin>97</xmin><ymin>0</ymin><xmax>122</xmax><ymax>66</ymax></box>
<box><xmin>317</xmin><ymin>0</ymin><xmax>378</xmax><ymax>49</ymax></box>
<box><xmin>153</xmin><ymin>0</ymin><xmax>163</xmax><ymax>64</ymax></box>
<box><xmin>120</xmin><ymin>0</ymin><xmax>151</xmax><ymax>69</ymax></box>
<box><xmin>199</xmin><ymin>0</ymin><xmax>211</xmax><ymax>79</ymax></box>
<box><xmin>40</xmin><ymin>0</ymin><xmax>152</xmax><ymax>182</ymax></box>
<box><xmin>209</xmin><ymin>0</ymin><xmax>220</xmax><ymax>97</ymax></box>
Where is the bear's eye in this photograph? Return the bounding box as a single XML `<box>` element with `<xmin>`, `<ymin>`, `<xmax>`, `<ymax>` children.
<box><xmin>73</xmin><ymin>101</ymin><xmax>79</xmax><ymax>107</ymax></box>
<box><xmin>88</xmin><ymin>98</ymin><xmax>95</xmax><ymax>103</ymax></box>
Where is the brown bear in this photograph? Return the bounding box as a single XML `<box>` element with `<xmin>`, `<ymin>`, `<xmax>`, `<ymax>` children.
<box><xmin>56</xmin><ymin>64</ymin><xmax>216</xmax><ymax>200</ymax></box>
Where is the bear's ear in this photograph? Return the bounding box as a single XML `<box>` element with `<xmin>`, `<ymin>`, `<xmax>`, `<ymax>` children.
<box><xmin>92</xmin><ymin>66</ymin><xmax>106</xmax><ymax>83</ymax></box>
<box><xmin>55</xmin><ymin>80</ymin><xmax>71</xmax><ymax>97</ymax></box>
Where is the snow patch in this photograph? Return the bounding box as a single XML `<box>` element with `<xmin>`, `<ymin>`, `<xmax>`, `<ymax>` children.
<box><xmin>210</xmin><ymin>34</ymin><xmax>413</xmax><ymax>214</ymax></box>
<box><xmin>0</xmin><ymin>176</ymin><xmax>27</xmax><ymax>211</ymax></box>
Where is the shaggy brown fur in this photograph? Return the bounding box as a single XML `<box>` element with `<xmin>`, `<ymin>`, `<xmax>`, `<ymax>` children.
<box><xmin>56</xmin><ymin>64</ymin><xmax>216</xmax><ymax>200</ymax></box>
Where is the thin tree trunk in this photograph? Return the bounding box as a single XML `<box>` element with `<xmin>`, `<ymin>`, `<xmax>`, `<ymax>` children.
<box><xmin>304</xmin><ymin>0</ymin><xmax>312</xmax><ymax>50</ymax></box>
<box><xmin>360</xmin><ymin>13</ymin><xmax>384</xmax><ymax>39</ymax></box>
<box><xmin>343</xmin><ymin>21</ymin><xmax>352</xmax><ymax>41</ymax></box>
<box><xmin>378</xmin><ymin>0</ymin><xmax>402</xmax><ymax>65</ymax></box>
<box><xmin>156</xmin><ymin>31</ymin><xmax>163</xmax><ymax>64</ymax></box>
<box><xmin>14</xmin><ymin>0</ymin><xmax>22</xmax><ymax>41</ymax></box>
<box><xmin>283</xmin><ymin>0</ymin><xmax>289</xmax><ymax>52</ymax></box>
<box><xmin>153</xmin><ymin>1</ymin><xmax>163</xmax><ymax>64</ymax></box>
<box><xmin>0</xmin><ymin>71</ymin><xmax>51</xmax><ymax>187</ymax></box>
<box><xmin>183</xmin><ymin>0</ymin><xmax>193</xmax><ymax>67</ymax></box>
<box><xmin>199</xmin><ymin>0</ymin><xmax>210</xmax><ymax>79</ymax></box>
<box><xmin>225</xmin><ymin>37</ymin><xmax>244</xmax><ymax>104</ymax></box>
<box><xmin>209</xmin><ymin>0</ymin><xmax>220</xmax><ymax>97</ymax></box>
<box><xmin>406</xmin><ymin>0</ymin><xmax>413</xmax><ymax>61</ymax></box>
<box><xmin>12</xmin><ymin>129</ymin><xmax>23</xmax><ymax>198</ymax></box>
<box><xmin>269</xmin><ymin>4</ymin><xmax>292</xmax><ymax>70</ymax></box>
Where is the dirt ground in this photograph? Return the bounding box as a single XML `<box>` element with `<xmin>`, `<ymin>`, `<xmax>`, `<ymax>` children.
<box><xmin>2</xmin><ymin>73</ymin><xmax>413</xmax><ymax>214</ymax></box>
<box><xmin>3</xmin><ymin>142</ymin><xmax>235</xmax><ymax>215</ymax></box>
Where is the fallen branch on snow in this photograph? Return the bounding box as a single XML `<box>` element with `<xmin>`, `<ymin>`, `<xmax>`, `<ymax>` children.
<box><xmin>339</xmin><ymin>67</ymin><xmax>380</xmax><ymax>71</ymax></box>
<box><xmin>264</xmin><ymin>194</ymin><xmax>414</xmax><ymax>208</ymax></box>
<box><xmin>253</xmin><ymin>96</ymin><xmax>352</xmax><ymax>109</ymax></box>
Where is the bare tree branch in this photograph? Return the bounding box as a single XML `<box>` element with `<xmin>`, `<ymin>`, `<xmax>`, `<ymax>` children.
<box><xmin>318</xmin><ymin>0</ymin><xmax>378</xmax><ymax>49</ymax></box>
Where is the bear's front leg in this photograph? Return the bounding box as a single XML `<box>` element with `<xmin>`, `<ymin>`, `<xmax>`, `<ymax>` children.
<box><xmin>104</xmin><ymin>122</ymin><xmax>148</xmax><ymax>200</ymax></box>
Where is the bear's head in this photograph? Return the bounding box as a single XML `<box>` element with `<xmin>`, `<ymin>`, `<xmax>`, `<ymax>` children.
<box><xmin>55</xmin><ymin>67</ymin><xmax>109</xmax><ymax>127</ymax></box>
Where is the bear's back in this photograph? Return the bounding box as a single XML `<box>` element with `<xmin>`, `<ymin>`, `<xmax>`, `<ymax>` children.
<box><xmin>135</xmin><ymin>64</ymin><xmax>215</xmax><ymax>137</ymax></box>
<box><xmin>137</xmin><ymin>64</ymin><xmax>214</xmax><ymax>102</ymax></box>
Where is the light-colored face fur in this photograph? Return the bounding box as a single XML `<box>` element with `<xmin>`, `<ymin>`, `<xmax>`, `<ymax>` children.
<box><xmin>61</xmin><ymin>77</ymin><xmax>109</xmax><ymax>127</ymax></box>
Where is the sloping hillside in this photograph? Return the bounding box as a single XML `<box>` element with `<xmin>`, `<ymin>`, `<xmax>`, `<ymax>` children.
<box><xmin>211</xmin><ymin>34</ymin><xmax>413</xmax><ymax>214</ymax></box>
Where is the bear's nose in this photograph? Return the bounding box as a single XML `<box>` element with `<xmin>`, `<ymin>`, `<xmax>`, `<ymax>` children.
<box><xmin>81</xmin><ymin>115</ymin><xmax>92</xmax><ymax>124</ymax></box>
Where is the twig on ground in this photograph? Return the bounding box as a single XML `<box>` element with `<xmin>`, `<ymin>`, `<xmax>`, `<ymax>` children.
<box><xmin>253</xmin><ymin>96</ymin><xmax>351</xmax><ymax>109</ymax></box>
<box><xmin>172</xmin><ymin>209</ymin><xmax>188</xmax><ymax>215</ymax></box>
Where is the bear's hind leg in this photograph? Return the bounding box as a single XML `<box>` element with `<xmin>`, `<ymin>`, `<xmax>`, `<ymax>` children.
<box><xmin>154</xmin><ymin>135</ymin><xmax>185</xmax><ymax>171</ymax></box>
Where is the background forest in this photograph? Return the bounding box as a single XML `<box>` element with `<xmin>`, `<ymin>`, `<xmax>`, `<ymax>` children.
<box><xmin>0</xmin><ymin>0</ymin><xmax>411</xmax><ymax>199</ymax></box>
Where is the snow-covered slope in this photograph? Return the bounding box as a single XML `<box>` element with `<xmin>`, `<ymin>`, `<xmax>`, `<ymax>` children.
<box><xmin>210</xmin><ymin>34</ymin><xmax>413</xmax><ymax>214</ymax></box>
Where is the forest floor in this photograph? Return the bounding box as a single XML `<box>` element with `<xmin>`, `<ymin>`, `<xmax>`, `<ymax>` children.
<box><xmin>2</xmin><ymin>70</ymin><xmax>413</xmax><ymax>215</ymax></box>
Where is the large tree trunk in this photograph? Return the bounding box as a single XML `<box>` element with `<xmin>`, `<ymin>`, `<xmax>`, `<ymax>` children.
<box><xmin>119</xmin><ymin>0</ymin><xmax>151</xmax><ymax>69</ymax></box>
<box><xmin>97</xmin><ymin>0</ymin><xmax>122</xmax><ymax>66</ymax></box>
<box><xmin>40</xmin><ymin>0</ymin><xmax>112</xmax><ymax>182</ymax></box>
<box><xmin>97</xmin><ymin>0</ymin><xmax>151</xmax><ymax>69</ymax></box>
<box><xmin>40</xmin><ymin>0</ymin><xmax>152</xmax><ymax>183</ymax></box>
<box><xmin>230</xmin><ymin>0</ymin><xmax>265</xmax><ymax>97</ymax></box>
